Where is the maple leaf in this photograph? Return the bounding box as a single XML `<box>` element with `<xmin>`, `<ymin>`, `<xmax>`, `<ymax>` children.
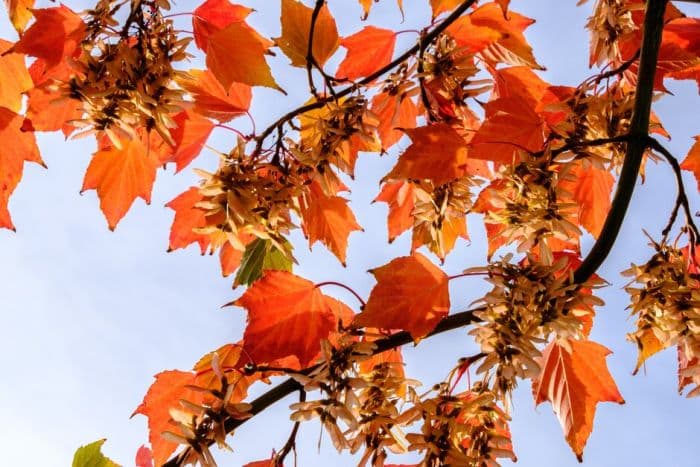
<box><xmin>353</xmin><ymin>253</ymin><xmax>450</xmax><ymax>340</ymax></box>
<box><xmin>179</xmin><ymin>69</ymin><xmax>252</xmax><ymax>123</ymax></box>
<box><xmin>166</xmin><ymin>187</ymin><xmax>210</xmax><ymax>254</ymax></box>
<box><xmin>383</xmin><ymin>123</ymin><xmax>468</xmax><ymax>186</ymax></box>
<box><xmin>430</xmin><ymin>0</ymin><xmax>464</xmax><ymax>19</ymax></box>
<box><xmin>234</xmin><ymin>238</ymin><xmax>293</xmax><ymax>286</ymax></box>
<box><xmin>374</xmin><ymin>180</ymin><xmax>415</xmax><ymax>243</ymax></box>
<box><xmin>371</xmin><ymin>90</ymin><xmax>418</xmax><ymax>151</ymax></box>
<box><xmin>300</xmin><ymin>180</ymin><xmax>362</xmax><ymax>266</ymax></box>
<box><xmin>631</xmin><ymin>329</ymin><xmax>665</xmax><ymax>375</ymax></box>
<box><xmin>445</xmin><ymin>15</ymin><xmax>505</xmax><ymax>53</ymax></box>
<box><xmin>235</xmin><ymin>271</ymin><xmax>339</xmax><ymax>366</ymax></box>
<box><xmin>558</xmin><ymin>160</ymin><xmax>614</xmax><ymax>238</ymax></box>
<box><xmin>276</xmin><ymin>0</ymin><xmax>340</xmax><ymax>68</ymax></box>
<box><xmin>0</xmin><ymin>107</ymin><xmax>43</xmax><ymax>230</ymax></box>
<box><xmin>4</xmin><ymin>0</ymin><xmax>35</xmax><ymax>33</ymax></box>
<box><xmin>168</xmin><ymin>111</ymin><xmax>215</xmax><ymax>173</ymax></box>
<box><xmin>133</xmin><ymin>371</ymin><xmax>204</xmax><ymax>466</ymax></box>
<box><xmin>25</xmin><ymin>60</ymin><xmax>83</xmax><ymax>135</ymax></box>
<box><xmin>72</xmin><ymin>439</ymin><xmax>120</xmax><ymax>467</ymax></box>
<box><xmin>469</xmin><ymin>96</ymin><xmax>546</xmax><ymax>163</ymax></box>
<box><xmin>0</xmin><ymin>39</ymin><xmax>33</xmax><ymax>113</ymax></box>
<box><xmin>468</xmin><ymin>3</ymin><xmax>543</xmax><ymax>70</ymax></box>
<box><xmin>135</xmin><ymin>445</ymin><xmax>153</xmax><ymax>467</ymax></box>
<box><xmin>12</xmin><ymin>5</ymin><xmax>85</xmax><ymax>68</ymax></box>
<box><xmin>357</xmin><ymin>0</ymin><xmax>403</xmax><ymax>19</ymax></box>
<box><xmin>192</xmin><ymin>0</ymin><xmax>254</xmax><ymax>51</ymax></box>
<box><xmin>81</xmin><ymin>135</ymin><xmax>159</xmax><ymax>231</ymax></box>
<box><xmin>680</xmin><ymin>136</ymin><xmax>700</xmax><ymax>191</ymax></box>
<box><xmin>336</xmin><ymin>26</ymin><xmax>396</xmax><ymax>80</ymax></box>
<box><xmin>206</xmin><ymin>22</ymin><xmax>281</xmax><ymax>90</ymax></box>
<box><xmin>533</xmin><ymin>339</ymin><xmax>624</xmax><ymax>461</ymax></box>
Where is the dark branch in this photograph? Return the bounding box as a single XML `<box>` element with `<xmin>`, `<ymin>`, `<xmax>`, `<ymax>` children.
<box><xmin>573</xmin><ymin>0</ymin><xmax>669</xmax><ymax>283</ymax></box>
<box><xmin>306</xmin><ymin>0</ymin><xmax>325</xmax><ymax>99</ymax></box>
<box><xmin>162</xmin><ymin>307</ymin><xmax>482</xmax><ymax>466</ymax></box>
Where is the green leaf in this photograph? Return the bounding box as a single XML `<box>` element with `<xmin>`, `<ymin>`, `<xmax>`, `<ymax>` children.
<box><xmin>234</xmin><ymin>238</ymin><xmax>293</xmax><ymax>286</ymax></box>
<box><xmin>72</xmin><ymin>439</ymin><xmax>120</xmax><ymax>467</ymax></box>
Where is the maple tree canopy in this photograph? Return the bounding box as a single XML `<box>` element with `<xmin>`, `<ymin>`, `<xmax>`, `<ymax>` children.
<box><xmin>1</xmin><ymin>0</ymin><xmax>700</xmax><ymax>466</ymax></box>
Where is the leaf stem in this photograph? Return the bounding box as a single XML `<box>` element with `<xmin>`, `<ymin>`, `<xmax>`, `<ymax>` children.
<box><xmin>315</xmin><ymin>281</ymin><xmax>366</xmax><ymax>308</ymax></box>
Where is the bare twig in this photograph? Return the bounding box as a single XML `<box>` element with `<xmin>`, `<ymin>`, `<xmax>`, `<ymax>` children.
<box><xmin>647</xmin><ymin>137</ymin><xmax>700</xmax><ymax>242</ymax></box>
<box><xmin>275</xmin><ymin>390</ymin><xmax>306</xmax><ymax>466</ymax></box>
<box><xmin>306</xmin><ymin>0</ymin><xmax>325</xmax><ymax>99</ymax></box>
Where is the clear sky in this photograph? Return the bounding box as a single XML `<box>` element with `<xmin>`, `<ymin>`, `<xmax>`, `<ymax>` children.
<box><xmin>1</xmin><ymin>1</ymin><xmax>699</xmax><ymax>466</ymax></box>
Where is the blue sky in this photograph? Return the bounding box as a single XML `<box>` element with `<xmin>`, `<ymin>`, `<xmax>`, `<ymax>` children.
<box><xmin>1</xmin><ymin>1</ymin><xmax>699</xmax><ymax>466</ymax></box>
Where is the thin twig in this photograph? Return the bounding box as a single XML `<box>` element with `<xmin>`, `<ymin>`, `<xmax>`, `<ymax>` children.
<box><xmin>275</xmin><ymin>390</ymin><xmax>306</xmax><ymax>466</ymax></box>
<box><xmin>647</xmin><ymin>137</ymin><xmax>700</xmax><ymax>242</ymax></box>
<box><xmin>253</xmin><ymin>0</ymin><xmax>479</xmax><ymax>155</ymax></box>
<box><xmin>306</xmin><ymin>0</ymin><xmax>325</xmax><ymax>99</ymax></box>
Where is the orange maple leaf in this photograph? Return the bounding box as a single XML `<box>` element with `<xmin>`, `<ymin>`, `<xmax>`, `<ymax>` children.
<box><xmin>336</xmin><ymin>26</ymin><xmax>396</xmax><ymax>80</ymax></box>
<box><xmin>0</xmin><ymin>107</ymin><xmax>43</xmax><ymax>230</ymax></box>
<box><xmin>192</xmin><ymin>0</ymin><xmax>254</xmax><ymax>51</ymax></box>
<box><xmin>133</xmin><ymin>370</ymin><xmax>204</xmax><ymax>466</ymax></box>
<box><xmin>383</xmin><ymin>123</ymin><xmax>468</xmax><ymax>186</ymax></box>
<box><xmin>468</xmin><ymin>3</ymin><xmax>543</xmax><ymax>69</ymax></box>
<box><xmin>179</xmin><ymin>69</ymin><xmax>252</xmax><ymax>123</ymax></box>
<box><xmin>206</xmin><ymin>22</ymin><xmax>280</xmax><ymax>90</ymax></box>
<box><xmin>680</xmin><ymin>136</ymin><xmax>700</xmax><ymax>191</ymax></box>
<box><xmin>81</xmin><ymin>135</ymin><xmax>160</xmax><ymax>231</ymax></box>
<box><xmin>235</xmin><ymin>271</ymin><xmax>340</xmax><ymax>367</ymax></box>
<box><xmin>374</xmin><ymin>180</ymin><xmax>415</xmax><ymax>243</ymax></box>
<box><xmin>166</xmin><ymin>187</ymin><xmax>210</xmax><ymax>254</ymax></box>
<box><xmin>430</xmin><ymin>0</ymin><xmax>463</xmax><ymax>18</ymax></box>
<box><xmin>469</xmin><ymin>96</ymin><xmax>546</xmax><ymax>163</ymax></box>
<box><xmin>25</xmin><ymin>59</ymin><xmax>83</xmax><ymax>135</ymax></box>
<box><xmin>559</xmin><ymin>159</ymin><xmax>615</xmax><ymax>238</ymax></box>
<box><xmin>299</xmin><ymin>180</ymin><xmax>362</xmax><ymax>266</ymax></box>
<box><xmin>371</xmin><ymin>89</ymin><xmax>418</xmax><ymax>151</ymax></box>
<box><xmin>12</xmin><ymin>5</ymin><xmax>85</xmax><ymax>68</ymax></box>
<box><xmin>533</xmin><ymin>339</ymin><xmax>624</xmax><ymax>461</ymax></box>
<box><xmin>4</xmin><ymin>0</ymin><xmax>35</xmax><ymax>33</ymax></box>
<box><xmin>353</xmin><ymin>253</ymin><xmax>450</xmax><ymax>340</ymax></box>
<box><xmin>277</xmin><ymin>0</ymin><xmax>340</xmax><ymax>68</ymax></box>
<box><xmin>0</xmin><ymin>39</ymin><xmax>33</xmax><ymax>113</ymax></box>
<box><xmin>168</xmin><ymin>111</ymin><xmax>215</xmax><ymax>173</ymax></box>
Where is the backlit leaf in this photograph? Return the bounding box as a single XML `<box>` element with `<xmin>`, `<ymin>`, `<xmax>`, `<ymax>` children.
<box><xmin>680</xmin><ymin>136</ymin><xmax>700</xmax><ymax>191</ymax></box>
<box><xmin>81</xmin><ymin>135</ymin><xmax>159</xmax><ymax>231</ymax></box>
<box><xmin>234</xmin><ymin>238</ymin><xmax>293</xmax><ymax>287</ymax></box>
<box><xmin>166</xmin><ymin>187</ymin><xmax>210</xmax><ymax>254</ymax></box>
<box><xmin>533</xmin><ymin>339</ymin><xmax>624</xmax><ymax>461</ymax></box>
<box><xmin>0</xmin><ymin>107</ymin><xmax>43</xmax><ymax>230</ymax></box>
<box><xmin>277</xmin><ymin>0</ymin><xmax>340</xmax><ymax>67</ymax></box>
<box><xmin>179</xmin><ymin>69</ymin><xmax>252</xmax><ymax>122</ymax></box>
<box><xmin>4</xmin><ymin>0</ymin><xmax>35</xmax><ymax>33</ymax></box>
<box><xmin>72</xmin><ymin>439</ymin><xmax>120</xmax><ymax>467</ymax></box>
<box><xmin>207</xmin><ymin>22</ymin><xmax>281</xmax><ymax>90</ymax></box>
<box><xmin>353</xmin><ymin>253</ymin><xmax>450</xmax><ymax>339</ymax></box>
<box><xmin>559</xmin><ymin>159</ymin><xmax>615</xmax><ymax>238</ymax></box>
<box><xmin>383</xmin><ymin>123</ymin><xmax>468</xmax><ymax>186</ymax></box>
<box><xmin>168</xmin><ymin>111</ymin><xmax>215</xmax><ymax>173</ymax></box>
<box><xmin>235</xmin><ymin>271</ymin><xmax>338</xmax><ymax>366</ymax></box>
<box><xmin>374</xmin><ymin>180</ymin><xmax>415</xmax><ymax>243</ymax></box>
<box><xmin>299</xmin><ymin>180</ymin><xmax>362</xmax><ymax>265</ymax></box>
<box><xmin>133</xmin><ymin>371</ymin><xmax>204</xmax><ymax>466</ymax></box>
<box><xmin>193</xmin><ymin>0</ymin><xmax>254</xmax><ymax>51</ymax></box>
<box><xmin>336</xmin><ymin>26</ymin><xmax>396</xmax><ymax>80</ymax></box>
<box><xmin>12</xmin><ymin>5</ymin><xmax>85</xmax><ymax>68</ymax></box>
<box><xmin>0</xmin><ymin>39</ymin><xmax>33</xmax><ymax>113</ymax></box>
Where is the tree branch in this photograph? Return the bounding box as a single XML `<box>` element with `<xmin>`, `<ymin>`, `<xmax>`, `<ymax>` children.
<box><xmin>254</xmin><ymin>0</ymin><xmax>478</xmax><ymax>155</ymax></box>
<box><xmin>162</xmin><ymin>307</ymin><xmax>482</xmax><ymax>467</ymax></box>
<box><xmin>573</xmin><ymin>0</ymin><xmax>669</xmax><ymax>283</ymax></box>
<box><xmin>306</xmin><ymin>0</ymin><xmax>325</xmax><ymax>99</ymax></box>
